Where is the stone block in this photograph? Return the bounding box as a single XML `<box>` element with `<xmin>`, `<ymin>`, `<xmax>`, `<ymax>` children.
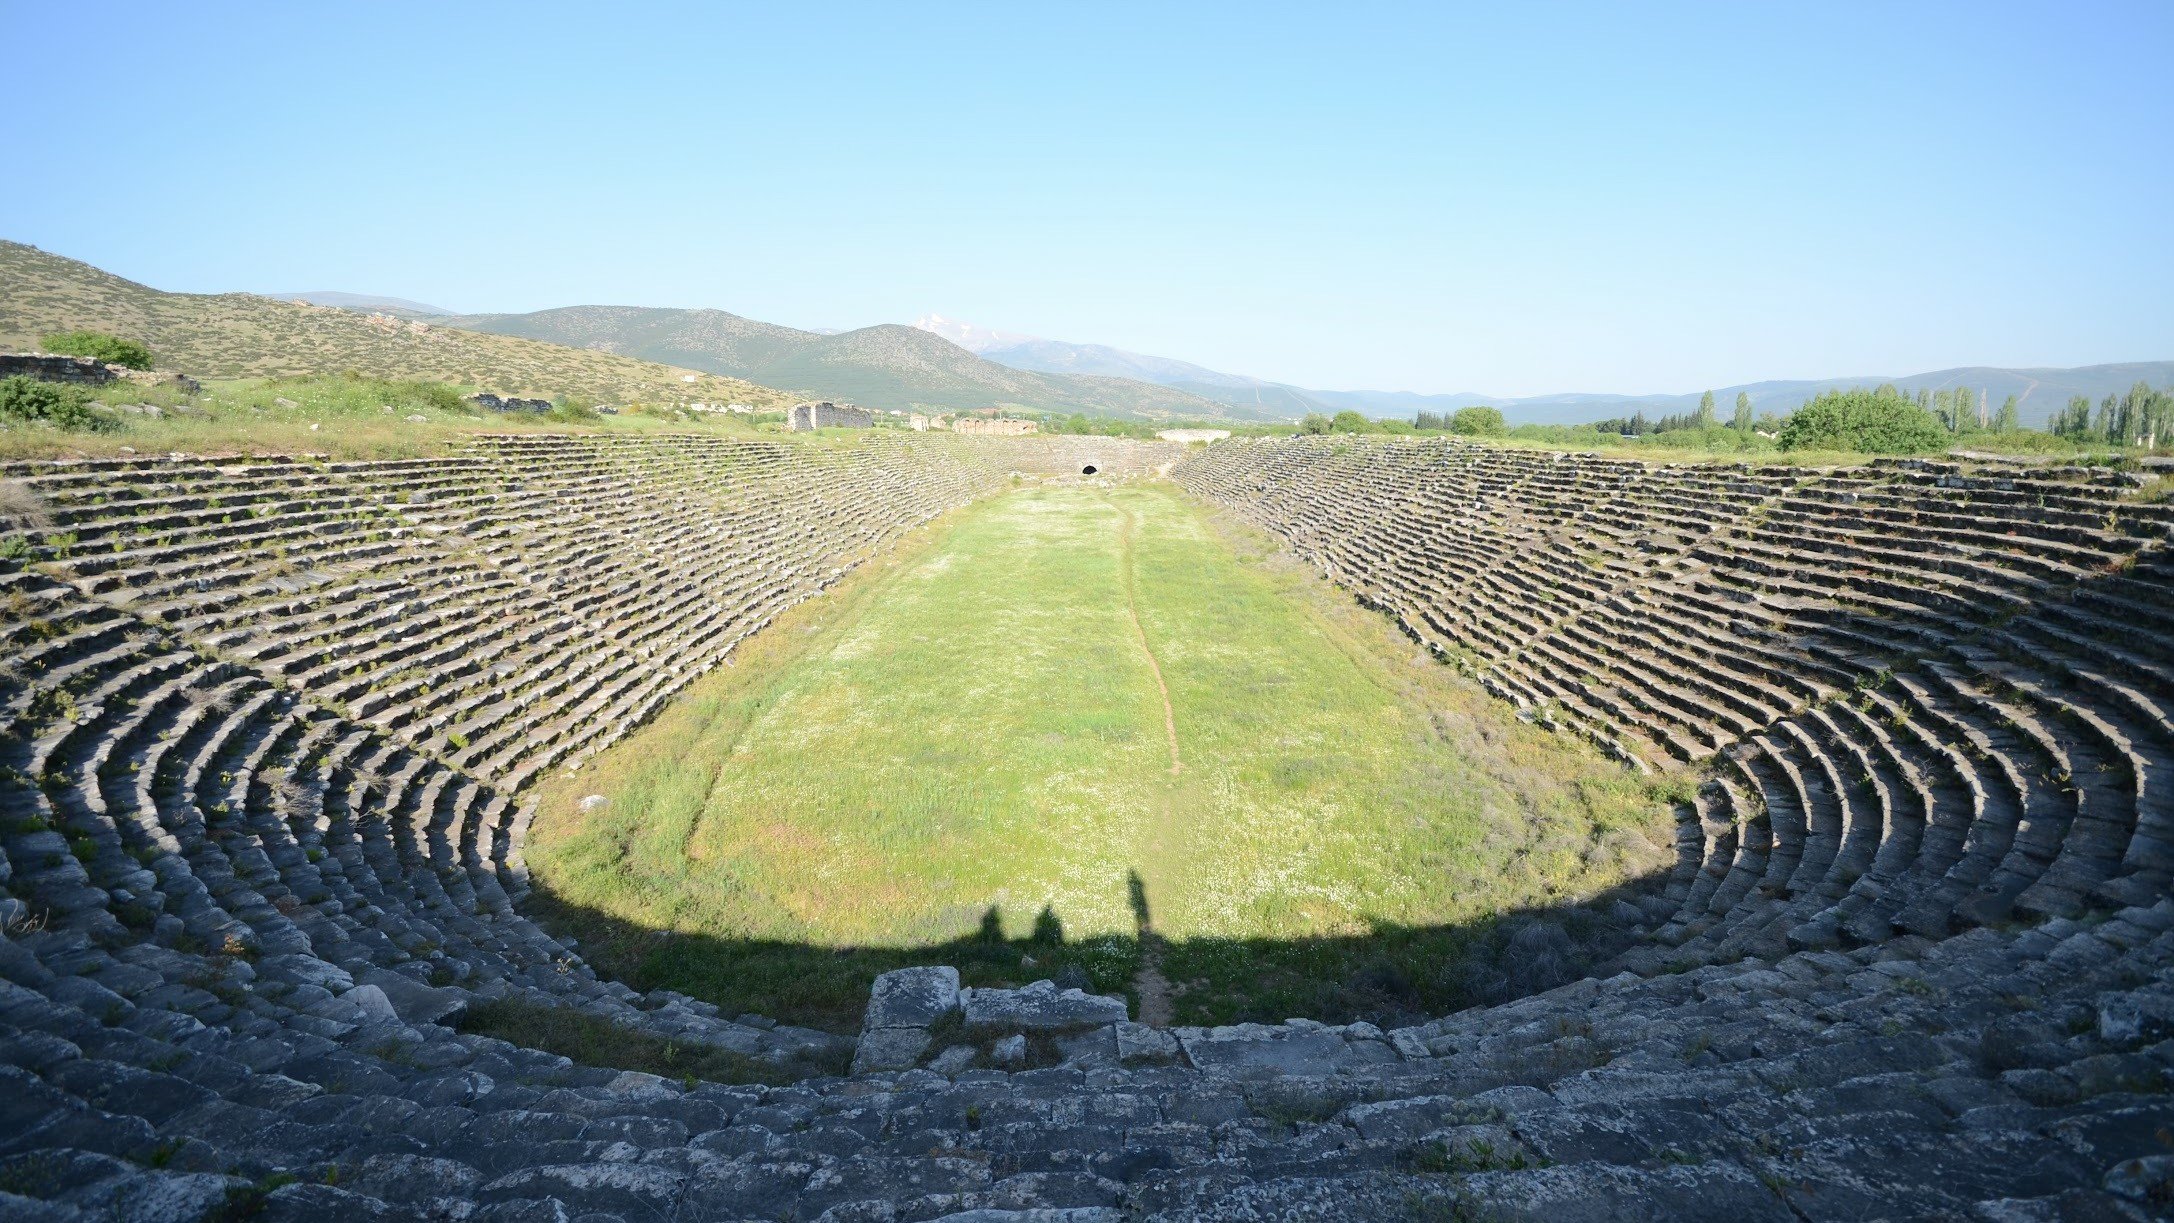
<box><xmin>356</xmin><ymin>968</ymin><xmax>470</xmax><ymax>1027</ymax></box>
<box><xmin>962</xmin><ymin>980</ymin><xmax>1127</xmax><ymax>1030</ymax></box>
<box><xmin>2099</xmin><ymin>986</ymin><xmax>2174</xmax><ymax>1044</ymax></box>
<box><xmin>1114</xmin><ymin>1022</ymin><xmax>1179</xmax><ymax>1065</ymax></box>
<box><xmin>852</xmin><ymin>1026</ymin><xmax>933</xmax><ymax>1075</ymax></box>
<box><xmin>863</xmin><ymin>966</ymin><xmax>960</xmax><ymax>1030</ymax></box>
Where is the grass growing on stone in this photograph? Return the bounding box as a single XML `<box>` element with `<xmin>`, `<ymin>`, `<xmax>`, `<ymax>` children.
<box><xmin>530</xmin><ymin>482</ymin><xmax>1677</xmax><ymax>1032</ymax></box>
<box><xmin>457</xmin><ymin>996</ymin><xmax>833</xmax><ymax>1084</ymax></box>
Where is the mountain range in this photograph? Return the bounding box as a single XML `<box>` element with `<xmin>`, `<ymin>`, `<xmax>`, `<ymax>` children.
<box><xmin>912</xmin><ymin>316</ymin><xmax>2173</xmax><ymax>428</ymax></box>
<box><xmin>12</xmin><ymin>238</ymin><xmax>2161</xmax><ymax>428</ymax></box>
<box><xmin>269</xmin><ymin>291</ymin><xmax>456</xmax><ymax>320</ymax></box>
<box><xmin>914</xmin><ymin>315</ymin><xmax>1329</xmax><ymax>417</ymax></box>
<box><xmin>436</xmin><ymin>307</ymin><xmax>1252</xmax><ymax>420</ymax></box>
<box><xmin>0</xmin><ymin>242</ymin><xmax>792</xmax><ymax>408</ymax></box>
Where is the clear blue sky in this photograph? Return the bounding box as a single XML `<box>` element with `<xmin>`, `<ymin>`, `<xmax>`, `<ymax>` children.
<box><xmin>4</xmin><ymin>2</ymin><xmax>2168</xmax><ymax>397</ymax></box>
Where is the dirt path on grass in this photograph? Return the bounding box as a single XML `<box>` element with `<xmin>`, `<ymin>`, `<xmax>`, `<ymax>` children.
<box><xmin>1114</xmin><ymin>496</ymin><xmax>1181</xmax><ymax>1026</ymax></box>
<box><xmin>1116</xmin><ymin>499</ymin><xmax>1182</xmax><ymax>777</ymax></box>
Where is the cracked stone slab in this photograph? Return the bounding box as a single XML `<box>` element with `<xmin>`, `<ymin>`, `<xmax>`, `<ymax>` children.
<box><xmin>962</xmin><ymin>980</ymin><xmax>1127</xmax><ymax>1030</ymax></box>
<box><xmin>863</xmin><ymin>966</ymin><xmax>961</xmax><ymax>1030</ymax></box>
<box><xmin>852</xmin><ymin>1026</ymin><xmax>934</xmax><ymax>1075</ymax></box>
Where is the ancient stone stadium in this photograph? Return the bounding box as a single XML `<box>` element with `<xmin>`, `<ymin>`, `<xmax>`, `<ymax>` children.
<box><xmin>3</xmin><ymin>431</ymin><xmax>2172</xmax><ymax>1222</ymax></box>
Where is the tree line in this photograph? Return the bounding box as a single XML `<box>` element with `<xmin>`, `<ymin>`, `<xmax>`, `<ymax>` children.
<box><xmin>1389</xmin><ymin>381</ymin><xmax>2174</xmax><ymax>456</ymax></box>
<box><xmin>2050</xmin><ymin>382</ymin><xmax>2173</xmax><ymax>448</ymax></box>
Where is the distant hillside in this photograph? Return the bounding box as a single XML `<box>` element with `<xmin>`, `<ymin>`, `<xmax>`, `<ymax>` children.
<box><xmin>442</xmin><ymin>305</ymin><xmax>1249</xmax><ymax>420</ymax></box>
<box><xmin>916</xmin><ymin>314</ymin><xmax>1334</xmax><ymax>417</ymax></box>
<box><xmin>1397</xmin><ymin>364</ymin><xmax>2174</xmax><ymax>428</ymax></box>
<box><xmin>269</xmin><ymin>291</ymin><xmax>456</xmax><ymax>320</ymax></box>
<box><xmin>0</xmin><ymin>242</ymin><xmax>794</xmax><ymax>407</ymax></box>
<box><xmin>912</xmin><ymin>314</ymin><xmax>2171</xmax><ymax>428</ymax></box>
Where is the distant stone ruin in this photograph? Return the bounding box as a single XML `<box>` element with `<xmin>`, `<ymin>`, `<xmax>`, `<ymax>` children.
<box><xmin>0</xmin><ymin>353</ymin><xmax>121</xmax><ymax>386</ymax></box>
<box><xmin>952</xmin><ymin>416</ymin><xmax>1038</xmax><ymax>436</ymax></box>
<box><xmin>0</xmin><ymin>352</ymin><xmax>201</xmax><ymax>393</ymax></box>
<box><xmin>468</xmin><ymin>392</ymin><xmax>553</xmax><ymax>412</ymax></box>
<box><xmin>788</xmin><ymin>400</ymin><xmax>873</xmax><ymax>430</ymax></box>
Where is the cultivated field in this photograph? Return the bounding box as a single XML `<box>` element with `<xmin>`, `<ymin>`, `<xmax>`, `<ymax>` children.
<box><xmin>531</xmin><ymin>482</ymin><xmax>1676</xmax><ymax>1030</ymax></box>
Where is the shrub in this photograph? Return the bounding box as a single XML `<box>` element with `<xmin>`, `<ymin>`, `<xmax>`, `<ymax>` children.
<box><xmin>1778</xmin><ymin>388</ymin><xmax>1948</xmax><ymax>453</ymax></box>
<box><xmin>1329</xmin><ymin>410</ymin><xmax>1372</xmax><ymax>434</ymax></box>
<box><xmin>39</xmin><ymin>330</ymin><xmax>155</xmax><ymax>370</ymax></box>
<box><xmin>1449</xmin><ymin>405</ymin><xmax>1506</xmax><ymax>436</ymax></box>
<box><xmin>0</xmin><ymin>376</ymin><xmax>117</xmax><ymax>432</ymax></box>
<box><xmin>412</xmin><ymin>381</ymin><xmax>467</xmax><ymax>413</ymax></box>
<box><xmin>1297</xmin><ymin>413</ymin><xmax>1332</xmax><ymax>436</ymax></box>
<box><xmin>1642</xmin><ymin>424</ymin><xmax>1774</xmax><ymax>453</ymax></box>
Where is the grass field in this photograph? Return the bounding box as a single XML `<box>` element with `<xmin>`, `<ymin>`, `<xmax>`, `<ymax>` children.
<box><xmin>530</xmin><ymin>482</ymin><xmax>1679</xmax><ymax>1031</ymax></box>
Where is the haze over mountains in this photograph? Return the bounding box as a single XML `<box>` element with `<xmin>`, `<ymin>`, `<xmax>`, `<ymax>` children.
<box><xmin>912</xmin><ymin>316</ymin><xmax>2174</xmax><ymax>428</ymax></box>
<box><xmin>262</xmin><ymin>290</ymin><xmax>2174</xmax><ymax>426</ymax></box>
<box><xmin>438</xmin><ymin>306</ymin><xmax>1247</xmax><ymax>420</ymax></box>
<box><xmin>270</xmin><ymin>291</ymin><xmax>456</xmax><ymax>320</ymax></box>
<box><xmin>11</xmin><ymin>239</ymin><xmax>2161</xmax><ymax>427</ymax></box>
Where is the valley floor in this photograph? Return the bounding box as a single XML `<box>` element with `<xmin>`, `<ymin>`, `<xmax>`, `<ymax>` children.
<box><xmin>528</xmin><ymin>481</ymin><xmax>1677</xmax><ymax>1031</ymax></box>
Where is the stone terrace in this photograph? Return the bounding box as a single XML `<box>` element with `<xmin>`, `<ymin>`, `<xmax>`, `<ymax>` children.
<box><xmin>0</xmin><ymin>432</ymin><xmax>2169</xmax><ymax>1220</ymax></box>
<box><xmin>1176</xmin><ymin>438</ymin><xmax>2174</xmax><ymax>966</ymax></box>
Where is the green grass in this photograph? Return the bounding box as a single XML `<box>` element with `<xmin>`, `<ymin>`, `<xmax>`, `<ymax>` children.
<box><xmin>0</xmin><ymin>373</ymin><xmax>809</xmax><ymax>461</ymax></box>
<box><xmin>530</xmin><ymin>483</ymin><xmax>1678</xmax><ymax>1031</ymax></box>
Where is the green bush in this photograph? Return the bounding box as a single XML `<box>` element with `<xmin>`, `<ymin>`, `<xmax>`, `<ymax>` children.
<box><xmin>0</xmin><ymin>376</ymin><xmax>117</xmax><ymax>432</ymax></box>
<box><xmin>40</xmin><ymin>330</ymin><xmax>155</xmax><ymax>370</ymax></box>
<box><xmin>1642</xmin><ymin>424</ymin><xmax>1774</xmax><ymax>453</ymax></box>
<box><xmin>414</xmin><ymin>381</ymin><xmax>467</xmax><ymax>413</ymax></box>
<box><xmin>1951</xmin><ymin>428</ymin><xmax>2085</xmax><ymax>455</ymax></box>
<box><xmin>1297</xmin><ymin>413</ymin><xmax>1332</xmax><ymax>436</ymax></box>
<box><xmin>1777</xmin><ymin>388</ymin><xmax>1948</xmax><ymax>453</ymax></box>
<box><xmin>1449</xmin><ymin>405</ymin><xmax>1506</xmax><ymax>436</ymax></box>
<box><xmin>218</xmin><ymin>375</ymin><xmax>468</xmax><ymax>418</ymax></box>
<box><xmin>1329</xmin><ymin>410</ymin><xmax>1372</xmax><ymax>434</ymax></box>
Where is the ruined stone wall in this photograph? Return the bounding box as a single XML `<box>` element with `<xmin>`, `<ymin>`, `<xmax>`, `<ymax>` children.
<box><xmin>788</xmin><ymin>400</ymin><xmax>874</xmax><ymax>430</ymax></box>
<box><xmin>0</xmin><ymin>352</ymin><xmax>121</xmax><ymax>385</ymax></box>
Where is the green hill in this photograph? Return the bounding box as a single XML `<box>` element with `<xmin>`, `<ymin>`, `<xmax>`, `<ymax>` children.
<box><xmin>440</xmin><ymin>304</ymin><xmax>1240</xmax><ymax>420</ymax></box>
<box><xmin>0</xmin><ymin>241</ymin><xmax>796</xmax><ymax>408</ymax></box>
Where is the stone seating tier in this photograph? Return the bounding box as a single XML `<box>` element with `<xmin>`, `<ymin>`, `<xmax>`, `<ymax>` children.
<box><xmin>1</xmin><ymin>432</ymin><xmax>2168</xmax><ymax>1219</ymax></box>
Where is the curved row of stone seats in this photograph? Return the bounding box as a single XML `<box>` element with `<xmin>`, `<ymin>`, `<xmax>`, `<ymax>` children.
<box><xmin>2</xmin><ymin>434</ymin><xmax>1046</xmax><ymax>1157</ymax></box>
<box><xmin>5</xmin><ymin>887</ymin><xmax>2168</xmax><ymax>1217</ymax></box>
<box><xmin>1</xmin><ymin>429</ymin><xmax>2169</xmax><ymax>1218</ymax></box>
<box><xmin>0</xmin><ymin>558</ymin><xmax>836</xmax><ymax>1060</ymax></box>
<box><xmin>2</xmin><ymin>436</ymin><xmax>1011</xmax><ymax>879</ymax></box>
<box><xmin>0</xmin><ymin>431</ymin><xmax>1148</xmax><ymax>1043</ymax></box>
<box><xmin>1175</xmin><ymin>438</ymin><xmax>2174</xmax><ymax>974</ymax></box>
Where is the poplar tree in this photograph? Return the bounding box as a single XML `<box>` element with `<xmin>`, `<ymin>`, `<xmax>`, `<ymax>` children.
<box><xmin>1732</xmin><ymin>391</ymin><xmax>1754</xmax><ymax>432</ymax></box>
<box><xmin>2052</xmin><ymin>395</ymin><xmax>2093</xmax><ymax>438</ymax></box>
<box><xmin>1696</xmin><ymin>390</ymin><xmax>1717</xmax><ymax>428</ymax></box>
